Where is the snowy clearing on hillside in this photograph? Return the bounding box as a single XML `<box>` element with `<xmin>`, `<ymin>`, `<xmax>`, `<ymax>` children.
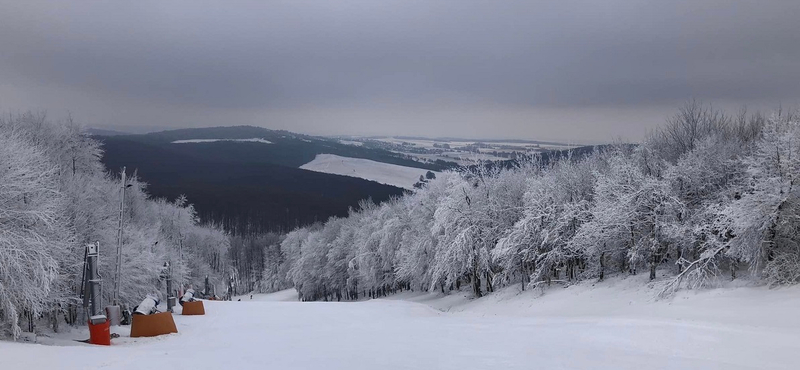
<box><xmin>3</xmin><ymin>279</ymin><xmax>800</xmax><ymax>370</ymax></box>
<box><xmin>171</xmin><ymin>138</ymin><xmax>272</xmax><ymax>144</ymax></box>
<box><xmin>338</xmin><ymin>139</ymin><xmax>364</xmax><ymax>146</ymax></box>
<box><xmin>300</xmin><ymin>153</ymin><xmax>434</xmax><ymax>189</ymax></box>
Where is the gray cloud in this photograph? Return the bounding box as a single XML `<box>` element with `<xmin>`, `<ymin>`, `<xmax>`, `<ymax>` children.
<box><xmin>1</xmin><ymin>0</ymin><xmax>799</xmax><ymax>142</ymax></box>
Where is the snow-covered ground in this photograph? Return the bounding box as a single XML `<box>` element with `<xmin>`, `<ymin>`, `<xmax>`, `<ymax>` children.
<box><xmin>172</xmin><ymin>138</ymin><xmax>272</xmax><ymax>144</ymax></box>
<box><xmin>3</xmin><ymin>276</ymin><xmax>799</xmax><ymax>369</ymax></box>
<box><xmin>300</xmin><ymin>153</ymin><xmax>435</xmax><ymax>189</ymax></box>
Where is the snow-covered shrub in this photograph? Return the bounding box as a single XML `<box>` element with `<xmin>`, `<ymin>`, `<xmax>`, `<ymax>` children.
<box><xmin>764</xmin><ymin>252</ymin><xmax>800</xmax><ymax>286</ymax></box>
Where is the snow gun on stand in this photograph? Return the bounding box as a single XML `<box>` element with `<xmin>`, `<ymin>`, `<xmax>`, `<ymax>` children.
<box><xmin>180</xmin><ymin>288</ymin><xmax>206</xmax><ymax>315</ymax></box>
<box><xmin>130</xmin><ymin>293</ymin><xmax>178</xmax><ymax>337</ymax></box>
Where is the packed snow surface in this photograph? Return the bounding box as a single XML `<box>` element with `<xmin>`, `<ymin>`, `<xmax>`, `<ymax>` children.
<box><xmin>3</xmin><ymin>277</ymin><xmax>800</xmax><ymax>370</ymax></box>
<box><xmin>171</xmin><ymin>138</ymin><xmax>272</xmax><ymax>144</ymax></box>
<box><xmin>300</xmin><ymin>153</ymin><xmax>434</xmax><ymax>189</ymax></box>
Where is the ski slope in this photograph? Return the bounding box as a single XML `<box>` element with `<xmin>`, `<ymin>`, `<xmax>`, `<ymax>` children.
<box><xmin>3</xmin><ymin>279</ymin><xmax>800</xmax><ymax>370</ymax></box>
<box><xmin>300</xmin><ymin>154</ymin><xmax>434</xmax><ymax>189</ymax></box>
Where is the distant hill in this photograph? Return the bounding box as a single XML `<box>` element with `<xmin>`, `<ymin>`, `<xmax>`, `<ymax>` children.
<box><xmin>110</xmin><ymin>126</ymin><xmax>452</xmax><ymax>170</ymax></box>
<box><xmin>86</xmin><ymin>127</ymin><xmax>130</xmax><ymax>136</ymax></box>
<box><xmin>97</xmin><ymin>126</ymin><xmax>455</xmax><ymax>234</ymax></box>
<box><xmin>97</xmin><ymin>125</ymin><xmax>598</xmax><ymax>234</ymax></box>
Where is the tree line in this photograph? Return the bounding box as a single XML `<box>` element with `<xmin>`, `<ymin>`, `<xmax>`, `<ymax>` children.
<box><xmin>259</xmin><ymin>102</ymin><xmax>800</xmax><ymax>301</ymax></box>
<box><xmin>0</xmin><ymin>112</ymin><xmax>229</xmax><ymax>339</ymax></box>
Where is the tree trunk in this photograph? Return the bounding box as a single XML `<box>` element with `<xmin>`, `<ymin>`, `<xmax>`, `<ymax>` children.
<box><xmin>25</xmin><ymin>310</ymin><xmax>34</xmax><ymax>333</ymax></box>
<box><xmin>472</xmin><ymin>270</ymin><xmax>482</xmax><ymax>298</ymax></box>
<box><xmin>599</xmin><ymin>251</ymin><xmax>605</xmax><ymax>282</ymax></box>
<box><xmin>648</xmin><ymin>247</ymin><xmax>657</xmax><ymax>280</ymax></box>
<box><xmin>620</xmin><ymin>255</ymin><xmax>627</xmax><ymax>274</ymax></box>
<box><xmin>649</xmin><ymin>260</ymin><xmax>656</xmax><ymax>280</ymax></box>
<box><xmin>65</xmin><ymin>303</ymin><xmax>78</xmax><ymax>326</ymax></box>
<box><xmin>52</xmin><ymin>308</ymin><xmax>59</xmax><ymax>333</ymax></box>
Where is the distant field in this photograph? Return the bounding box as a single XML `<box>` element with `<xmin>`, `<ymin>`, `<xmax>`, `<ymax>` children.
<box><xmin>172</xmin><ymin>138</ymin><xmax>273</xmax><ymax>144</ymax></box>
<box><xmin>301</xmin><ymin>154</ymin><xmax>436</xmax><ymax>189</ymax></box>
<box><xmin>335</xmin><ymin>136</ymin><xmax>578</xmax><ymax>165</ymax></box>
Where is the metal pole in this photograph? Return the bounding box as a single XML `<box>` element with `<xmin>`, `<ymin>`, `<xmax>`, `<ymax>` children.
<box><xmin>113</xmin><ymin>167</ymin><xmax>126</xmax><ymax>305</ymax></box>
<box><xmin>86</xmin><ymin>242</ymin><xmax>102</xmax><ymax>316</ymax></box>
<box><xmin>178</xmin><ymin>237</ymin><xmax>183</xmax><ymax>296</ymax></box>
<box><xmin>166</xmin><ymin>261</ymin><xmax>174</xmax><ymax>312</ymax></box>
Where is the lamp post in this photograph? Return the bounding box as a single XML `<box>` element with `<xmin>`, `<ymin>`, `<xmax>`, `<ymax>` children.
<box><xmin>113</xmin><ymin>167</ymin><xmax>132</xmax><ymax>305</ymax></box>
<box><xmin>165</xmin><ymin>261</ymin><xmax>175</xmax><ymax>312</ymax></box>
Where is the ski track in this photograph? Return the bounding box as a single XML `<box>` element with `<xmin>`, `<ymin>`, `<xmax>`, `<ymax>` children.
<box><xmin>2</xmin><ymin>285</ymin><xmax>800</xmax><ymax>370</ymax></box>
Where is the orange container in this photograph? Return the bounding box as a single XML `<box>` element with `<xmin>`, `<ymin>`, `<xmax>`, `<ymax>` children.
<box><xmin>182</xmin><ymin>300</ymin><xmax>205</xmax><ymax>315</ymax></box>
<box><xmin>130</xmin><ymin>312</ymin><xmax>178</xmax><ymax>337</ymax></box>
<box><xmin>88</xmin><ymin>319</ymin><xmax>111</xmax><ymax>345</ymax></box>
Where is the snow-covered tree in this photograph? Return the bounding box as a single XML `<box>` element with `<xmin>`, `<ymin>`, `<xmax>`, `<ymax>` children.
<box><xmin>263</xmin><ymin>104</ymin><xmax>800</xmax><ymax>302</ymax></box>
<box><xmin>0</xmin><ymin>132</ymin><xmax>69</xmax><ymax>338</ymax></box>
<box><xmin>0</xmin><ymin>112</ymin><xmax>230</xmax><ymax>336</ymax></box>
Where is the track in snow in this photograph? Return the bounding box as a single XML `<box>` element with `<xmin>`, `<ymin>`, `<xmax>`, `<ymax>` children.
<box><xmin>2</xmin><ymin>289</ymin><xmax>798</xmax><ymax>370</ymax></box>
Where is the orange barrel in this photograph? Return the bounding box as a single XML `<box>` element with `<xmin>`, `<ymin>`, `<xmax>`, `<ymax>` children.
<box><xmin>88</xmin><ymin>317</ymin><xmax>111</xmax><ymax>345</ymax></box>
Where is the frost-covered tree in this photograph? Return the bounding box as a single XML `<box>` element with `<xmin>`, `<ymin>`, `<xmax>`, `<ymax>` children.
<box><xmin>396</xmin><ymin>177</ymin><xmax>449</xmax><ymax>291</ymax></box>
<box><xmin>266</xmin><ymin>104</ymin><xmax>800</xmax><ymax>302</ymax></box>
<box><xmin>428</xmin><ymin>165</ymin><xmax>526</xmax><ymax>297</ymax></box>
<box><xmin>0</xmin><ymin>112</ymin><xmax>230</xmax><ymax>337</ymax></box>
<box><xmin>0</xmin><ymin>132</ymin><xmax>69</xmax><ymax>338</ymax></box>
<box><xmin>576</xmin><ymin>150</ymin><xmax>684</xmax><ymax>281</ymax></box>
<box><xmin>428</xmin><ymin>173</ymin><xmax>488</xmax><ymax>296</ymax></box>
<box><xmin>525</xmin><ymin>157</ymin><xmax>595</xmax><ymax>285</ymax></box>
<box><xmin>323</xmin><ymin>215</ymin><xmax>358</xmax><ymax>300</ymax></box>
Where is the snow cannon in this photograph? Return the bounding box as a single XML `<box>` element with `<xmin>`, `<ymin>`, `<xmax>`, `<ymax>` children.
<box><xmin>130</xmin><ymin>311</ymin><xmax>178</xmax><ymax>337</ymax></box>
<box><xmin>180</xmin><ymin>288</ymin><xmax>195</xmax><ymax>305</ymax></box>
<box><xmin>133</xmin><ymin>294</ymin><xmax>160</xmax><ymax>315</ymax></box>
<box><xmin>88</xmin><ymin>315</ymin><xmax>111</xmax><ymax>345</ymax></box>
<box><xmin>181</xmin><ymin>300</ymin><xmax>205</xmax><ymax>315</ymax></box>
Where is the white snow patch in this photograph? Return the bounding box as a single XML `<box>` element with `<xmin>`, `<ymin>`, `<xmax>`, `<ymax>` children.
<box><xmin>171</xmin><ymin>138</ymin><xmax>272</xmax><ymax>144</ymax></box>
<box><xmin>338</xmin><ymin>139</ymin><xmax>364</xmax><ymax>146</ymax></box>
<box><xmin>300</xmin><ymin>154</ymin><xmax>434</xmax><ymax>189</ymax></box>
<box><xmin>4</xmin><ymin>281</ymin><xmax>800</xmax><ymax>370</ymax></box>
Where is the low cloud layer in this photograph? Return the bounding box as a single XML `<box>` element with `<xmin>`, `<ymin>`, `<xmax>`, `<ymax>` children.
<box><xmin>1</xmin><ymin>1</ymin><xmax>798</xmax><ymax>142</ymax></box>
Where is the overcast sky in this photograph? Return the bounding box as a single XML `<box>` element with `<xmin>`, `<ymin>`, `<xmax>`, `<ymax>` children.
<box><xmin>1</xmin><ymin>1</ymin><xmax>799</xmax><ymax>142</ymax></box>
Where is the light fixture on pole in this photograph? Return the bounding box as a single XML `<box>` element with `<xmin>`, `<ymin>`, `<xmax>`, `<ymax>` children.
<box><xmin>113</xmin><ymin>167</ymin><xmax>132</xmax><ymax>305</ymax></box>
